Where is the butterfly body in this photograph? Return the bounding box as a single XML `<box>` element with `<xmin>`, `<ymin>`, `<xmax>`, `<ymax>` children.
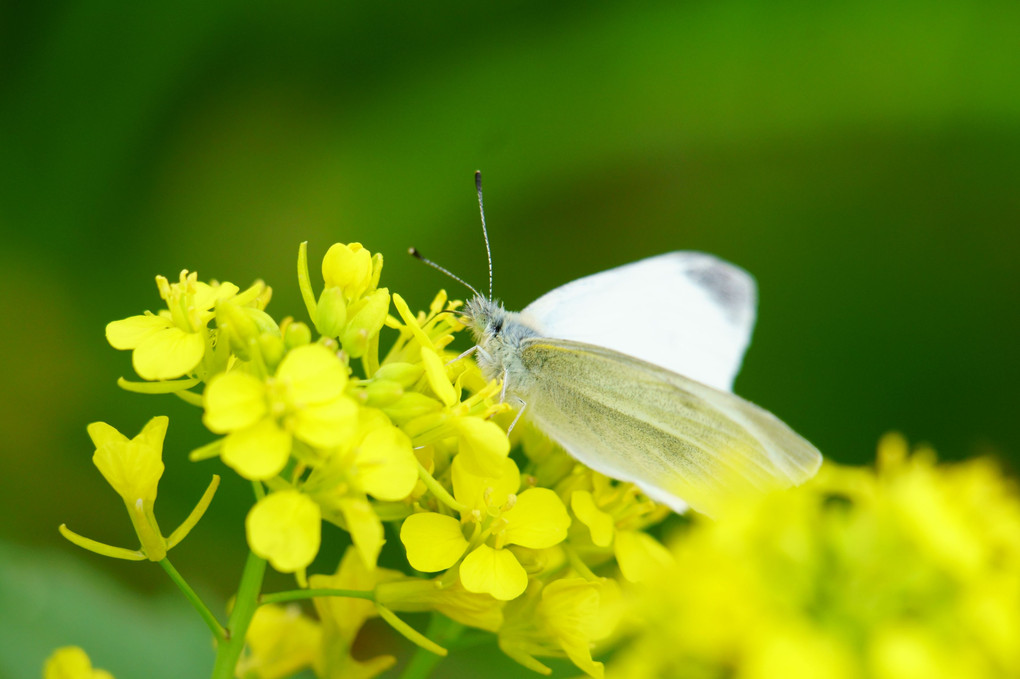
<box><xmin>461</xmin><ymin>251</ymin><xmax>822</xmax><ymax>518</ymax></box>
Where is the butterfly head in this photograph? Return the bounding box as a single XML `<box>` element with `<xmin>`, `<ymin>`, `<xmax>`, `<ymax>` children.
<box><xmin>462</xmin><ymin>294</ymin><xmax>538</xmax><ymax>384</ymax></box>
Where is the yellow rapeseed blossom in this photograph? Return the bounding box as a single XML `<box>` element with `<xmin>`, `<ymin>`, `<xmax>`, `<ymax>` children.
<box><xmin>60</xmin><ymin>417</ymin><xmax>218</xmax><ymax>562</ymax></box>
<box><xmin>68</xmin><ymin>235</ymin><xmax>1020</xmax><ymax>679</ymax></box>
<box><xmin>401</xmin><ymin>455</ymin><xmax>571</xmax><ymax>600</ymax></box>
<box><xmin>499</xmin><ymin>577</ymin><xmax>621</xmax><ymax>678</ymax></box>
<box><xmin>310</xmin><ymin>547</ymin><xmax>402</xmax><ymax>679</ymax></box>
<box><xmin>564</xmin><ymin>470</ymin><xmax>672</xmax><ymax>582</ymax></box>
<box><xmin>106</xmin><ymin>270</ymin><xmax>267</xmax><ymax>381</ymax></box>
<box><xmin>202</xmin><ymin>343</ymin><xmax>359</xmax><ymax>480</ymax></box>
<box><xmin>609</xmin><ymin>435</ymin><xmax>1020</xmax><ymax>679</ymax></box>
<box><xmin>43</xmin><ymin>647</ymin><xmax>114</xmax><ymax>679</ymax></box>
<box><xmin>236</xmin><ymin>603</ymin><xmax>321</xmax><ymax>679</ymax></box>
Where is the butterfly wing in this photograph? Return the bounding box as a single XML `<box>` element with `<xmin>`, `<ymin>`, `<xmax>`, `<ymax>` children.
<box><xmin>515</xmin><ymin>338</ymin><xmax>821</xmax><ymax>517</ymax></box>
<box><xmin>519</xmin><ymin>252</ymin><xmax>757</xmax><ymax>392</ymax></box>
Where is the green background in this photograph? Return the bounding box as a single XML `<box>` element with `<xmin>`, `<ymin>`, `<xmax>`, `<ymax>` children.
<box><xmin>2</xmin><ymin>2</ymin><xmax>1018</xmax><ymax>677</ymax></box>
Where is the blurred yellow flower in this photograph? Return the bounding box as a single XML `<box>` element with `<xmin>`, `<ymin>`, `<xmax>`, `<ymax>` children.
<box><xmin>609</xmin><ymin>434</ymin><xmax>1020</xmax><ymax>679</ymax></box>
<box><xmin>43</xmin><ymin>647</ymin><xmax>114</xmax><ymax>679</ymax></box>
<box><xmin>499</xmin><ymin>577</ymin><xmax>621</xmax><ymax>678</ymax></box>
<box><xmin>237</xmin><ymin>604</ymin><xmax>321</xmax><ymax>679</ymax></box>
<box><xmin>311</xmin><ymin>547</ymin><xmax>402</xmax><ymax>679</ymax></box>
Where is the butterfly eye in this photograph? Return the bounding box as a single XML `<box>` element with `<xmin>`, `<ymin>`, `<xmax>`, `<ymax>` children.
<box><xmin>492</xmin><ymin>318</ymin><xmax>503</xmax><ymax>334</ymax></box>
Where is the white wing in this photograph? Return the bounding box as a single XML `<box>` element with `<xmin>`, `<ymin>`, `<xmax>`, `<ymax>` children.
<box><xmin>515</xmin><ymin>339</ymin><xmax>822</xmax><ymax>518</ymax></box>
<box><xmin>519</xmin><ymin>252</ymin><xmax>756</xmax><ymax>392</ymax></box>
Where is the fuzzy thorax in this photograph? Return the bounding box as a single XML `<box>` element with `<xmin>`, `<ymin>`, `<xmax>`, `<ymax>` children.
<box><xmin>463</xmin><ymin>295</ymin><xmax>540</xmax><ymax>389</ymax></box>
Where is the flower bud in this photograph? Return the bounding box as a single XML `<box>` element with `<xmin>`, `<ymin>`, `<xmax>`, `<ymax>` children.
<box><xmin>314</xmin><ymin>286</ymin><xmax>348</xmax><ymax>338</ymax></box>
<box><xmin>259</xmin><ymin>333</ymin><xmax>285</xmax><ymax>372</ymax></box>
<box><xmin>322</xmin><ymin>242</ymin><xmax>373</xmax><ymax>300</ymax></box>
<box><xmin>373</xmin><ymin>361</ymin><xmax>425</xmax><ymax>387</ymax></box>
<box><xmin>216</xmin><ymin>300</ymin><xmax>261</xmax><ymax>360</ymax></box>
<box><xmin>284</xmin><ymin>321</ymin><xmax>312</xmax><ymax>349</ymax></box>
<box><xmin>362</xmin><ymin>379</ymin><xmax>404</xmax><ymax>407</ymax></box>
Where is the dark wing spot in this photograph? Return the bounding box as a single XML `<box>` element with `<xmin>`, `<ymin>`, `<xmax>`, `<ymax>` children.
<box><xmin>684</xmin><ymin>261</ymin><xmax>753</xmax><ymax>325</ymax></box>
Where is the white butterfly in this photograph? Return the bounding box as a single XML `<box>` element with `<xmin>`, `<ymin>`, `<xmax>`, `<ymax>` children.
<box><xmin>430</xmin><ymin>174</ymin><xmax>822</xmax><ymax>518</ymax></box>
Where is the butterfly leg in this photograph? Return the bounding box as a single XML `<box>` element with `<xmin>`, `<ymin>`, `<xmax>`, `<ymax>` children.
<box><xmin>447</xmin><ymin>344</ymin><xmax>482</xmax><ymax>366</ymax></box>
<box><xmin>507</xmin><ymin>397</ymin><xmax>527</xmax><ymax>435</ymax></box>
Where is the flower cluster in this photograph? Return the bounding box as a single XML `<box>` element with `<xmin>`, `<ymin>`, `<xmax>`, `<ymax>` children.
<box><xmin>610</xmin><ymin>434</ymin><xmax>1020</xmax><ymax>679</ymax></box>
<box><xmin>56</xmin><ymin>238</ymin><xmax>1020</xmax><ymax>679</ymax></box>
<box><xmin>60</xmin><ymin>241</ymin><xmax>663</xmax><ymax>678</ymax></box>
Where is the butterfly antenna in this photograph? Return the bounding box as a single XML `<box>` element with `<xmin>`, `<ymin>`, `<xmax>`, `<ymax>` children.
<box><xmin>408</xmin><ymin>247</ymin><xmax>483</xmax><ymax>299</ymax></box>
<box><xmin>475</xmin><ymin>170</ymin><xmax>494</xmax><ymax>300</ymax></box>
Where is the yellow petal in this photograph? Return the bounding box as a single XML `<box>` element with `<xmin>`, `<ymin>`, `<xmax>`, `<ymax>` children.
<box><xmin>452</xmin><ymin>454</ymin><xmax>519</xmax><ymax>512</ymax></box>
<box><xmin>222</xmin><ymin>419</ymin><xmax>292</xmax><ymax>481</ymax></box>
<box><xmin>238</xmin><ymin>604</ymin><xmax>321</xmax><ymax>679</ymax></box>
<box><xmin>132</xmin><ymin>327</ymin><xmax>206</xmax><ymax>380</ymax></box>
<box><xmin>453</xmin><ymin>417</ymin><xmax>511</xmax><ymax>475</ymax></box>
<box><xmin>291</xmin><ymin>396</ymin><xmax>359</xmax><ymax>448</ymax></box>
<box><xmin>277</xmin><ymin>343</ymin><xmax>348</xmax><ymax>404</ymax></box>
<box><xmin>322</xmin><ymin>242</ymin><xmax>373</xmax><ymax>299</ymax></box>
<box><xmin>460</xmin><ymin>544</ymin><xmax>528</xmax><ymax>601</ymax></box>
<box><xmin>503</xmin><ymin>488</ymin><xmax>570</xmax><ymax>549</ymax></box>
<box><xmin>203</xmin><ymin>371</ymin><xmax>268</xmax><ymax>433</ymax></box>
<box><xmin>400</xmin><ymin>513</ymin><xmax>469</xmax><ymax>573</ymax></box>
<box><xmin>420</xmin><ymin>346</ymin><xmax>457</xmax><ymax>407</ymax></box>
<box><xmin>614</xmin><ymin>530</ymin><xmax>673</xmax><ymax>583</ymax></box>
<box><xmin>192</xmin><ymin>279</ymin><xmax>239</xmax><ymax>311</ymax></box>
<box><xmin>571</xmin><ymin>490</ymin><xmax>615</xmax><ymax>547</ymax></box>
<box><xmin>105</xmin><ymin>313</ymin><xmax>171</xmax><ymax>350</ymax></box>
<box><xmin>539</xmin><ymin>578</ymin><xmax>609</xmax><ymax>679</ymax></box>
<box><xmin>247</xmin><ymin>490</ymin><xmax>321</xmax><ymax>573</ymax></box>
<box><xmin>338</xmin><ymin>495</ymin><xmax>385</xmax><ymax>570</ymax></box>
<box><xmin>356</xmin><ymin>426</ymin><xmax>419</xmax><ymax>501</ymax></box>
<box><xmin>86</xmin><ymin>421</ymin><xmax>128</xmax><ymax>449</ymax></box>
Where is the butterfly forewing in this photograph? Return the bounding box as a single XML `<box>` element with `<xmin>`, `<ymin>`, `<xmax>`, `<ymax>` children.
<box><xmin>516</xmin><ymin>338</ymin><xmax>822</xmax><ymax>517</ymax></box>
<box><xmin>518</xmin><ymin>252</ymin><xmax>757</xmax><ymax>392</ymax></box>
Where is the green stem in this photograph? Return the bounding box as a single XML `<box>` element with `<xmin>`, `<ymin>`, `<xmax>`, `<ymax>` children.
<box><xmin>210</xmin><ymin>551</ymin><xmax>267</xmax><ymax>679</ymax></box>
<box><xmin>159</xmin><ymin>558</ymin><xmax>227</xmax><ymax>642</ymax></box>
<box><xmin>416</xmin><ymin>460</ymin><xmax>467</xmax><ymax>514</ymax></box>
<box><xmin>259</xmin><ymin>587</ymin><xmax>374</xmax><ymax>606</ymax></box>
<box><xmin>400</xmin><ymin>614</ymin><xmax>463</xmax><ymax>679</ymax></box>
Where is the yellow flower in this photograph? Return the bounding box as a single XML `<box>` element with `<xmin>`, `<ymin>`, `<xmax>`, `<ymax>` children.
<box><xmin>203</xmin><ymin>343</ymin><xmax>358</xmax><ymax>480</ymax></box>
<box><xmin>310</xmin><ymin>547</ymin><xmax>402</xmax><ymax>679</ymax></box>
<box><xmin>106</xmin><ymin>270</ymin><xmax>265</xmax><ymax>380</ymax></box>
<box><xmin>60</xmin><ymin>417</ymin><xmax>219</xmax><ymax>563</ymax></box>
<box><xmin>567</xmin><ymin>473</ymin><xmax>672</xmax><ymax>582</ymax></box>
<box><xmin>304</xmin><ymin>414</ymin><xmax>420</xmax><ymax>569</ymax></box>
<box><xmin>400</xmin><ymin>456</ymin><xmax>571</xmax><ymax>601</ymax></box>
<box><xmin>43</xmin><ymin>647</ymin><xmax>114</xmax><ymax>679</ymax></box>
<box><xmin>237</xmin><ymin>604</ymin><xmax>321</xmax><ymax>679</ymax></box>
<box><xmin>247</xmin><ymin>489</ymin><xmax>322</xmax><ymax>573</ymax></box>
<box><xmin>499</xmin><ymin>577</ymin><xmax>620</xmax><ymax>678</ymax></box>
<box><xmin>610</xmin><ymin>435</ymin><xmax>1020</xmax><ymax>679</ymax></box>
